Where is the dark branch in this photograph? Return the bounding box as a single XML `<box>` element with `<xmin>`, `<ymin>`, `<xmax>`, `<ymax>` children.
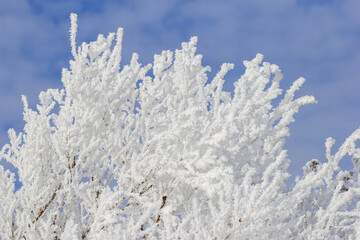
<box><xmin>32</xmin><ymin>184</ymin><xmax>62</xmax><ymax>224</ymax></box>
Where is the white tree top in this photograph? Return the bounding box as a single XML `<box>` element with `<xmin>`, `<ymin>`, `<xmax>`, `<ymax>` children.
<box><xmin>1</xmin><ymin>13</ymin><xmax>359</xmax><ymax>239</ymax></box>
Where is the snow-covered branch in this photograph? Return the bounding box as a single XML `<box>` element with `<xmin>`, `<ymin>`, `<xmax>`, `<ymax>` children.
<box><xmin>0</xmin><ymin>13</ymin><xmax>359</xmax><ymax>239</ymax></box>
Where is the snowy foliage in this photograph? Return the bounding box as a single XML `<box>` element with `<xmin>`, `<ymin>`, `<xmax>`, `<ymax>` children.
<box><xmin>1</xmin><ymin>13</ymin><xmax>359</xmax><ymax>239</ymax></box>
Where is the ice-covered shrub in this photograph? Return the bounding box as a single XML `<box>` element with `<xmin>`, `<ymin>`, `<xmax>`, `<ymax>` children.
<box><xmin>1</xmin><ymin>14</ymin><xmax>359</xmax><ymax>240</ymax></box>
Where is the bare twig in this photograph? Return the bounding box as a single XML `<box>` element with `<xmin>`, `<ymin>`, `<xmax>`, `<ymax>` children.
<box><xmin>109</xmin><ymin>196</ymin><xmax>128</xmax><ymax>211</ymax></box>
<box><xmin>160</xmin><ymin>196</ymin><xmax>167</xmax><ymax>209</ymax></box>
<box><xmin>32</xmin><ymin>184</ymin><xmax>62</xmax><ymax>224</ymax></box>
<box><xmin>155</xmin><ymin>196</ymin><xmax>167</xmax><ymax>224</ymax></box>
<box><xmin>109</xmin><ymin>171</ymin><xmax>155</xmax><ymax>210</ymax></box>
<box><xmin>140</xmin><ymin>184</ymin><xmax>153</xmax><ymax>195</ymax></box>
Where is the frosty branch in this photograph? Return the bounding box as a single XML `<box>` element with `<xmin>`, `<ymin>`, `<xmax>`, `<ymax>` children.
<box><xmin>0</xmin><ymin>13</ymin><xmax>359</xmax><ymax>239</ymax></box>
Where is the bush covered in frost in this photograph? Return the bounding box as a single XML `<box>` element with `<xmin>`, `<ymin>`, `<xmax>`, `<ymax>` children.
<box><xmin>1</xmin><ymin>14</ymin><xmax>359</xmax><ymax>239</ymax></box>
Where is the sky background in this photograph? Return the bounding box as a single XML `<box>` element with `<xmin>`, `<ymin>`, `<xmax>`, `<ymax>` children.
<box><xmin>0</xmin><ymin>0</ymin><xmax>359</xmax><ymax>184</ymax></box>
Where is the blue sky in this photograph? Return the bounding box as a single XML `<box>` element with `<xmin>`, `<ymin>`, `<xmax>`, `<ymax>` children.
<box><xmin>1</xmin><ymin>0</ymin><xmax>359</xmax><ymax>182</ymax></box>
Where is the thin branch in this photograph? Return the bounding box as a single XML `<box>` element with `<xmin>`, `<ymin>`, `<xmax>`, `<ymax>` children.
<box><xmin>140</xmin><ymin>184</ymin><xmax>153</xmax><ymax>195</ymax></box>
<box><xmin>156</xmin><ymin>196</ymin><xmax>167</xmax><ymax>224</ymax></box>
<box><xmin>109</xmin><ymin>196</ymin><xmax>128</xmax><ymax>211</ymax></box>
<box><xmin>32</xmin><ymin>184</ymin><xmax>62</xmax><ymax>224</ymax></box>
<box><xmin>160</xmin><ymin>196</ymin><xmax>167</xmax><ymax>209</ymax></box>
<box><xmin>109</xmin><ymin>171</ymin><xmax>155</xmax><ymax>211</ymax></box>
